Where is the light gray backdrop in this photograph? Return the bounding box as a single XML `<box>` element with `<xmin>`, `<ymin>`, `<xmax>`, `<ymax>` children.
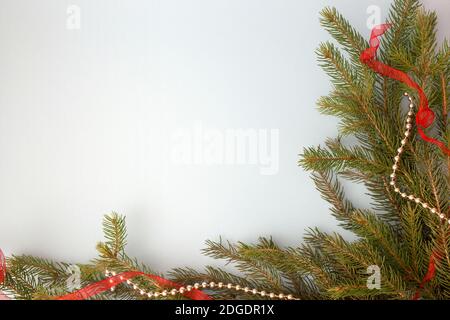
<box><xmin>0</xmin><ymin>0</ymin><xmax>448</xmax><ymax>271</ymax></box>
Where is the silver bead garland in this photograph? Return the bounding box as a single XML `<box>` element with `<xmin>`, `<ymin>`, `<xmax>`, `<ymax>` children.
<box><xmin>105</xmin><ymin>270</ymin><xmax>299</xmax><ymax>300</ymax></box>
<box><xmin>390</xmin><ymin>93</ymin><xmax>449</xmax><ymax>224</ymax></box>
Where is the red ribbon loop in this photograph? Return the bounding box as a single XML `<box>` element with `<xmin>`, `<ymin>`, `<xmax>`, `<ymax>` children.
<box><xmin>360</xmin><ymin>24</ymin><xmax>450</xmax><ymax>156</ymax></box>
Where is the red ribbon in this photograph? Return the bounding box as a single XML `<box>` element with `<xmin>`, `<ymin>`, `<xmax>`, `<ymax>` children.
<box><xmin>0</xmin><ymin>248</ymin><xmax>211</xmax><ymax>300</ymax></box>
<box><xmin>412</xmin><ymin>251</ymin><xmax>441</xmax><ymax>300</ymax></box>
<box><xmin>0</xmin><ymin>249</ymin><xmax>5</xmax><ymax>284</ymax></box>
<box><xmin>0</xmin><ymin>249</ymin><xmax>10</xmax><ymax>300</ymax></box>
<box><xmin>360</xmin><ymin>24</ymin><xmax>450</xmax><ymax>156</ymax></box>
<box><xmin>57</xmin><ymin>270</ymin><xmax>212</xmax><ymax>300</ymax></box>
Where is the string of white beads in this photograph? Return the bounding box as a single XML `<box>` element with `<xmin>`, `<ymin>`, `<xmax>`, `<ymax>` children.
<box><xmin>390</xmin><ymin>93</ymin><xmax>449</xmax><ymax>224</ymax></box>
<box><xmin>105</xmin><ymin>270</ymin><xmax>298</xmax><ymax>300</ymax></box>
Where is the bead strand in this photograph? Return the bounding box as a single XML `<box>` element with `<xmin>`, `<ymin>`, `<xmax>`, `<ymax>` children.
<box><xmin>105</xmin><ymin>270</ymin><xmax>298</xmax><ymax>300</ymax></box>
<box><xmin>389</xmin><ymin>93</ymin><xmax>449</xmax><ymax>225</ymax></box>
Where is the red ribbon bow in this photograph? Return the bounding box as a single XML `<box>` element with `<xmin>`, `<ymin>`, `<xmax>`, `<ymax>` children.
<box><xmin>360</xmin><ymin>24</ymin><xmax>450</xmax><ymax>156</ymax></box>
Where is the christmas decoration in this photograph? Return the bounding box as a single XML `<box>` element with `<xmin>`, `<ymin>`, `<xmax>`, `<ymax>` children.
<box><xmin>361</xmin><ymin>24</ymin><xmax>450</xmax><ymax>156</ymax></box>
<box><xmin>0</xmin><ymin>214</ymin><xmax>298</xmax><ymax>300</ymax></box>
<box><xmin>388</xmin><ymin>93</ymin><xmax>446</xmax><ymax>299</ymax></box>
<box><xmin>56</xmin><ymin>268</ymin><xmax>212</xmax><ymax>300</ymax></box>
<box><xmin>389</xmin><ymin>93</ymin><xmax>447</xmax><ymax>223</ymax></box>
<box><xmin>104</xmin><ymin>270</ymin><xmax>297</xmax><ymax>300</ymax></box>
<box><xmin>0</xmin><ymin>0</ymin><xmax>449</xmax><ymax>300</ymax></box>
<box><xmin>359</xmin><ymin>19</ymin><xmax>450</xmax><ymax>300</ymax></box>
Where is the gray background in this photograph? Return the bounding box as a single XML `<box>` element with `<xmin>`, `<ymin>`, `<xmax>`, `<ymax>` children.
<box><xmin>0</xmin><ymin>0</ymin><xmax>448</xmax><ymax>271</ymax></box>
